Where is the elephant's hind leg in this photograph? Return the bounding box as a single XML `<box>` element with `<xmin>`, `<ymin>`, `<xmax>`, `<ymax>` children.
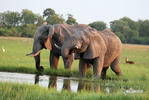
<box><xmin>50</xmin><ymin>50</ymin><xmax>59</xmax><ymax>69</ymax></box>
<box><xmin>110</xmin><ymin>56</ymin><xmax>122</xmax><ymax>75</ymax></box>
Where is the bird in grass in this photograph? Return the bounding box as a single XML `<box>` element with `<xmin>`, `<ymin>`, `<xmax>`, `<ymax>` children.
<box><xmin>2</xmin><ymin>46</ymin><xmax>5</xmax><ymax>53</ymax></box>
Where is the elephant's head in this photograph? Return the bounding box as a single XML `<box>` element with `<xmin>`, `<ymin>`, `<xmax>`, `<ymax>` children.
<box><xmin>26</xmin><ymin>25</ymin><xmax>55</xmax><ymax>71</ymax></box>
<box><xmin>59</xmin><ymin>29</ymin><xmax>106</xmax><ymax>68</ymax></box>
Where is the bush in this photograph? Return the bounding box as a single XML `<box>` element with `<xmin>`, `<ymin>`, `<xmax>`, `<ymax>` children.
<box><xmin>89</xmin><ymin>21</ymin><xmax>107</xmax><ymax>31</ymax></box>
<box><xmin>21</xmin><ymin>24</ymin><xmax>37</xmax><ymax>37</ymax></box>
<box><xmin>0</xmin><ymin>27</ymin><xmax>7</xmax><ymax>36</ymax></box>
<box><xmin>0</xmin><ymin>27</ymin><xmax>21</xmax><ymax>36</ymax></box>
<box><xmin>133</xmin><ymin>37</ymin><xmax>149</xmax><ymax>44</ymax></box>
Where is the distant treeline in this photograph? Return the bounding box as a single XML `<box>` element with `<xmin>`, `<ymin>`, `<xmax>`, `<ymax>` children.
<box><xmin>0</xmin><ymin>8</ymin><xmax>149</xmax><ymax>45</ymax></box>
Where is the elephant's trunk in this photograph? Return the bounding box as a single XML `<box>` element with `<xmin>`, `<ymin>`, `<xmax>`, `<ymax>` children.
<box><xmin>34</xmin><ymin>54</ymin><xmax>42</xmax><ymax>70</ymax></box>
<box><xmin>61</xmin><ymin>46</ymin><xmax>75</xmax><ymax>69</ymax></box>
<box><xmin>61</xmin><ymin>47</ymin><xmax>70</xmax><ymax>58</ymax></box>
<box><xmin>26</xmin><ymin>39</ymin><xmax>43</xmax><ymax>71</ymax></box>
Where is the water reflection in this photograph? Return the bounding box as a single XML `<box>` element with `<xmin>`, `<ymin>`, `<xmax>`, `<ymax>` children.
<box><xmin>0</xmin><ymin>72</ymin><xmax>144</xmax><ymax>93</ymax></box>
<box><xmin>48</xmin><ymin>76</ymin><xmax>57</xmax><ymax>88</ymax></box>
<box><xmin>0</xmin><ymin>72</ymin><xmax>101</xmax><ymax>93</ymax></box>
<box><xmin>63</xmin><ymin>79</ymin><xmax>71</xmax><ymax>91</ymax></box>
<box><xmin>34</xmin><ymin>74</ymin><xmax>101</xmax><ymax>92</ymax></box>
<box><xmin>78</xmin><ymin>80</ymin><xmax>100</xmax><ymax>93</ymax></box>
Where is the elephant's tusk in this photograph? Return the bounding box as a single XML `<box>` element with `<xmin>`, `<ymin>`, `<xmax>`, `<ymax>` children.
<box><xmin>26</xmin><ymin>50</ymin><xmax>41</xmax><ymax>57</ymax></box>
<box><xmin>33</xmin><ymin>50</ymin><xmax>41</xmax><ymax>56</ymax></box>
<box><xmin>74</xmin><ymin>45</ymin><xmax>79</xmax><ymax>49</ymax></box>
<box><xmin>54</xmin><ymin>44</ymin><xmax>61</xmax><ymax>50</ymax></box>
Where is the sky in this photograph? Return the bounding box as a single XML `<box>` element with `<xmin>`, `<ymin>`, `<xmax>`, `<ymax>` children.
<box><xmin>0</xmin><ymin>0</ymin><xmax>149</xmax><ymax>26</ymax></box>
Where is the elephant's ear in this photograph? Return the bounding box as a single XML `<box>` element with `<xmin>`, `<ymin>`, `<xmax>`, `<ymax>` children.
<box><xmin>44</xmin><ymin>25</ymin><xmax>55</xmax><ymax>50</ymax></box>
<box><xmin>83</xmin><ymin>33</ymin><xmax>106</xmax><ymax>59</ymax></box>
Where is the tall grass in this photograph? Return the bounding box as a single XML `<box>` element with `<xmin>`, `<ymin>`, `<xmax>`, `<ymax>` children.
<box><xmin>0</xmin><ymin>82</ymin><xmax>149</xmax><ymax>100</ymax></box>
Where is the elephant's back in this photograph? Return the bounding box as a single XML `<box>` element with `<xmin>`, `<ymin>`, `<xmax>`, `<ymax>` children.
<box><xmin>51</xmin><ymin>24</ymin><xmax>92</xmax><ymax>49</ymax></box>
<box><xmin>53</xmin><ymin>24</ymin><xmax>93</xmax><ymax>43</ymax></box>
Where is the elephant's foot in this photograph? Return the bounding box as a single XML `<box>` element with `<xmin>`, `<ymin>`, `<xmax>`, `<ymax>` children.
<box><xmin>80</xmin><ymin>74</ymin><xmax>85</xmax><ymax>78</ymax></box>
<box><xmin>50</xmin><ymin>66</ymin><xmax>57</xmax><ymax>69</ymax></box>
<box><xmin>94</xmin><ymin>75</ymin><xmax>101</xmax><ymax>80</ymax></box>
<box><xmin>101</xmin><ymin>74</ymin><xmax>106</xmax><ymax>80</ymax></box>
<box><xmin>116</xmin><ymin>71</ymin><xmax>122</xmax><ymax>76</ymax></box>
<box><xmin>101</xmin><ymin>67</ymin><xmax>109</xmax><ymax>80</ymax></box>
<box><xmin>37</xmin><ymin>66</ymin><xmax>44</xmax><ymax>71</ymax></box>
<box><xmin>64</xmin><ymin>66</ymin><xmax>71</xmax><ymax>69</ymax></box>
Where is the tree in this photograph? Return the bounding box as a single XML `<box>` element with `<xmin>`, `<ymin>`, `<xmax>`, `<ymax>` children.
<box><xmin>66</xmin><ymin>14</ymin><xmax>78</xmax><ymax>25</ymax></box>
<box><xmin>43</xmin><ymin>8</ymin><xmax>65</xmax><ymax>25</ymax></box>
<box><xmin>1</xmin><ymin>11</ymin><xmax>20</xmax><ymax>27</ymax></box>
<box><xmin>115</xmin><ymin>32</ymin><xmax>126</xmax><ymax>43</ymax></box>
<box><xmin>110</xmin><ymin>17</ymin><xmax>139</xmax><ymax>43</ymax></box>
<box><xmin>46</xmin><ymin>14</ymin><xmax>65</xmax><ymax>25</ymax></box>
<box><xmin>0</xmin><ymin>13</ymin><xmax>5</xmax><ymax>27</ymax></box>
<box><xmin>120</xmin><ymin>17</ymin><xmax>139</xmax><ymax>31</ymax></box>
<box><xmin>110</xmin><ymin>20</ymin><xmax>128</xmax><ymax>33</ymax></box>
<box><xmin>122</xmin><ymin>26</ymin><xmax>139</xmax><ymax>43</ymax></box>
<box><xmin>21</xmin><ymin>9</ymin><xmax>36</xmax><ymax>25</ymax></box>
<box><xmin>35</xmin><ymin>14</ymin><xmax>45</xmax><ymax>26</ymax></box>
<box><xmin>43</xmin><ymin>8</ymin><xmax>56</xmax><ymax>18</ymax></box>
<box><xmin>89</xmin><ymin>21</ymin><xmax>107</xmax><ymax>31</ymax></box>
<box><xmin>138</xmin><ymin>19</ymin><xmax>149</xmax><ymax>37</ymax></box>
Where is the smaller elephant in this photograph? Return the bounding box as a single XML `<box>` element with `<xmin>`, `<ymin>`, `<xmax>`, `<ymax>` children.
<box><xmin>57</xmin><ymin>28</ymin><xmax>122</xmax><ymax>78</ymax></box>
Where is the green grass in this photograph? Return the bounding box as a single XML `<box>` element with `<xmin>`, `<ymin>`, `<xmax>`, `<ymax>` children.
<box><xmin>0</xmin><ymin>82</ymin><xmax>149</xmax><ymax>100</ymax></box>
<box><xmin>0</xmin><ymin>36</ymin><xmax>149</xmax><ymax>99</ymax></box>
<box><xmin>0</xmin><ymin>37</ymin><xmax>81</xmax><ymax>76</ymax></box>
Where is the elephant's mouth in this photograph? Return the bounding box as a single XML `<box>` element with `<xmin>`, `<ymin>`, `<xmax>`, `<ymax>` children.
<box><xmin>26</xmin><ymin>50</ymin><xmax>41</xmax><ymax>56</ymax></box>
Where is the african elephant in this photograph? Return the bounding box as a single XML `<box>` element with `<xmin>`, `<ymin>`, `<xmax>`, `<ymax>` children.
<box><xmin>58</xmin><ymin>28</ymin><xmax>122</xmax><ymax>78</ymax></box>
<box><xmin>26</xmin><ymin>24</ymin><xmax>92</xmax><ymax>71</ymax></box>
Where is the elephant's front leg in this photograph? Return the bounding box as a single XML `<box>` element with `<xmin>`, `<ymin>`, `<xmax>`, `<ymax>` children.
<box><xmin>101</xmin><ymin>67</ymin><xmax>109</xmax><ymax>79</ymax></box>
<box><xmin>93</xmin><ymin>57</ymin><xmax>104</xmax><ymax>79</ymax></box>
<box><xmin>34</xmin><ymin>54</ymin><xmax>44</xmax><ymax>71</ymax></box>
<box><xmin>49</xmin><ymin>50</ymin><xmax>59</xmax><ymax>69</ymax></box>
<box><xmin>79</xmin><ymin>58</ymin><xmax>87</xmax><ymax>77</ymax></box>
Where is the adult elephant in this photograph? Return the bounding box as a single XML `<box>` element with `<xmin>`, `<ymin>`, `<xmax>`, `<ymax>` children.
<box><xmin>26</xmin><ymin>24</ymin><xmax>92</xmax><ymax>71</ymax></box>
<box><xmin>58</xmin><ymin>28</ymin><xmax>122</xmax><ymax>78</ymax></box>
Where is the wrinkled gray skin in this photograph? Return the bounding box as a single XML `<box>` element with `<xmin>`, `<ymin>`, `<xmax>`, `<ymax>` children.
<box><xmin>60</xmin><ymin>28</ymin><xmax>122</xmax><ymax>79</ymax></box>
<box><xmin>27</xmin><ymin>24</ymin><xmax>92</xmax><ymax>71</ymax></box>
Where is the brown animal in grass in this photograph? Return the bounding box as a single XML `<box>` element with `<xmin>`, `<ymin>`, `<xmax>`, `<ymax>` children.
<box><xmin>125</xmin><ymin>57</ymin><xmax>135</xmax><ymax>64</ymax></box>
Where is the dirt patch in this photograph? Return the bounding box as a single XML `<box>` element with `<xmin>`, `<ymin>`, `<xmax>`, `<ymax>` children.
<box><xmin>0</xmin><ymin>36</ymin><xmax>33</xmax><ymax>41</ymax></box>
<box><xmin>123</xmin><ymin>44</ymin><xmax>149</xmax><ymax>51</ymax></box>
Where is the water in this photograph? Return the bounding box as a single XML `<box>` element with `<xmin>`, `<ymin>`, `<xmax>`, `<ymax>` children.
<box><xmin>0</xmin><ymin>72</ymin><xmax>144</xmax><ymax>93</ymax></box>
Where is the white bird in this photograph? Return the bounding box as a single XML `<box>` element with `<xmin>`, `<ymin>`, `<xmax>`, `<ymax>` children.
<box><xmin>106</xmin><ymin>87</ymin><xmax>110</xmax><ymax>93</ymax></box>
<box><xmin>2</xmin><ymin>46</ymin><xmax>5</xmax><ymax>53</ymax></box>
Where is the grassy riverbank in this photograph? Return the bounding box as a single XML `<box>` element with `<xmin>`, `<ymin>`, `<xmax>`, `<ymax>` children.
<box><xmin>0</xmin><ymin>36</ymin><xmax>149</xmax><ymax>99</ymax></box>
<box><xmin>0</xmin><ymin>82</ymin><xmax>149</xmax><ymax>100</ymax></box>
<box><xmin>0</xmin><ymin>36</ymin><xmax>149</xmax><ymax>79</ymax></box>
